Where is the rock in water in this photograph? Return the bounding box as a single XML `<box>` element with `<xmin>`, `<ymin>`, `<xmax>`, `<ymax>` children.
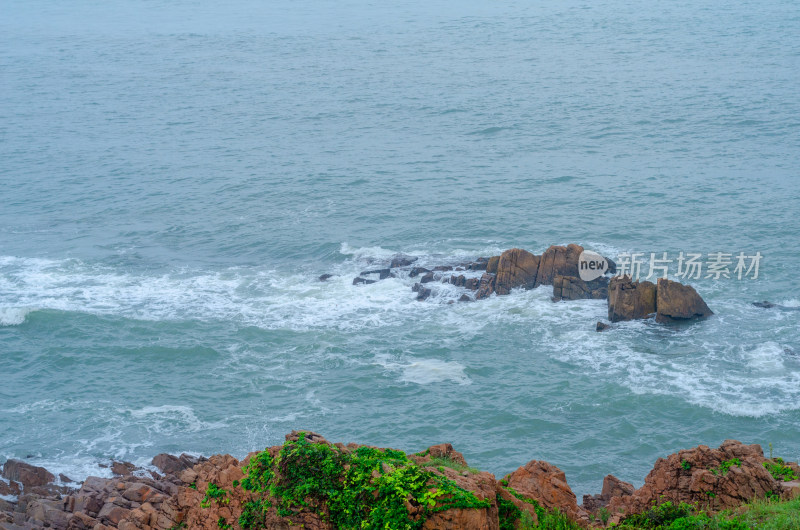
<box><xmin>552</xmin><ymin>274</ymin><xmax>609</xmax><ymax>301</ymax></box>
<box><xmin>494</xmin><ymin>248</ymin><xmax>540</xmax><ymax>295</ymax></box>
<box><xmin>416</xmin><ymin>287</ymin><xmax>431</xmax><ymax>301</ymax></box>
<box><xmin>596</xmin><ymin>321</ymin><xmax>610</xmax><ymax>332</ymax></box>
<box><xmin>390</xmin><ymin>255</ymin><xmax>417</xmax><ymax>268</ymax></box>
<box><xmin>353</xmin><ymin>277</ymin><xmax>376</xmax><ymax>285</ymax></box>
<box><xmin>607</xmin><ymin>276</ymin><xmax>657</xmax><ymax>322</ymax></box>
<box><xmin>655</xmin><ymin>278</ymin><xmax>713</xmax><ymax>323</ymax></box>
<box><xmin>534</xmin><ymin>244</ymin><xmax>583</xmax><ymax>287</ymax></box>
<box><xmin>475</xmin><ymin>273</ymin><xmax>496</xmax><ymax>300</ymax></box>
<box><xmin>486</xmin><ymin>256</ymin><xmax>500</xmax><ymax>274</ymax></box>
<box><xmin>318</xmin><ymin>273</ymin><xmax>333</xmax><ymax>281</ymax></box>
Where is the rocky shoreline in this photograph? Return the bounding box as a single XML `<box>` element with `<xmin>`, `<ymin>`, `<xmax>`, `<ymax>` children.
<box><xmin>332</xmin><ymin>244</ymin><xmax>715</xmax><ymax>329</ymax></box>
<box><xmin>2</xmin><ymin>432</ymin><xmax>798</xmax><ymax>529</ymax></box>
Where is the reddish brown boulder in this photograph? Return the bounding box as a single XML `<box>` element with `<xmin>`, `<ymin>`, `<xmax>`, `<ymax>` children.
<box><xmin>494</xmin><ymin>249</ymin><xmax>540</xmax><ymax>295</ymax></box>
<box><xmin>607</xmin><ymin>440</ymin><xmax>782</xmax><ymax>517</ymax></box>
<box><xmin>501</xmin><ymin>460</ymin><xmax>588</xmax><ymax>525</ymax></box>
<box><xmin>1</xmin><ymin>459</ymin><xmax>55</xmax><ymax>489</ymax></box>
<box><xmin>582</xmin><ymin>474</ymin><xmax>635</xmax><ymax>512</ymax></box>
<box><xmin>607</xmin><ymin>276</ymin><xmax>657</xmax><ymax>322</ymax></box>
<box><xmin>655</xmin><ymin>278</ymin><xmax>713</xmax><ymax>323</ymax></box>
<box><xmin>151</xmin><ymin>453</ymin><xmax>205</xmax><ymax>476</ymax></box>
<box><xmin>423</xmin><ymin>468</ymin><xmax>499</xmax><ymax>530</ymax></box>
<box><xmin>486</xmin><ymin>256</ymin><xmax>500</xmax><ymax>274</ymax></box>
<box><xmin>534</xmin><ymin>244</ymin><xmax>583</xmax><ymax>287</ymax></box>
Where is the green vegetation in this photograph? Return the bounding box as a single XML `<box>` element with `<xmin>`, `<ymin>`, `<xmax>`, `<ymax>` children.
<box><xmin>230</xmin><ymin>433</ymin><xmax>490</xmax><ymax>529</ymax></box>
<box><xmin>166</xmin><ymin>522</ymin><xmax>186</xmax><ymax>530</ymax></box>
<box><xmin>217</xmin><ymin>516</ymin><xmax>231</xmax><ymax>529</ymax></box>
<box><xmin>421</xmin><ymin>456</ymin><xmax>480</xmax><ymax>475</ymax></box>
<box><xmin>681</xmin><ymin>460</ymin><xmax>691</xmax><ymax>471</ymax></box>
<box><xmin>201</xmin><ymin>482</ymin><xmax>229</xmax><ymax>508</ymax></box>
<box><xmin>611</xmin><ymin>497</ymin><xmax>800</xmax><ymax>529</ymax></box>
<box><xmin>497</xmin><ymin>483</ymin><xmax>582</xmax><ymax>529</ymax></box>
<box><xmin>711</xmin><ymin>458</ymin><xmax>741</xmax><ymax>476</ymax></box>
<box><xmin>763</xmin><ymin>458</ymin><xmax>798</xmax><ymax>482</ymax></box>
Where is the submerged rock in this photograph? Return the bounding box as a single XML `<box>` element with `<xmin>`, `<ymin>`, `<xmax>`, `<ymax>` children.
<box><xmin>318</xmin><ymin>273</ymin><xmax>333</xmax><ymax>281</ymax></box>
<box><xmin>552</xmin><ymin>274</ymin><xmax>608</xmax><ymax>301</ymax></box>
<box><xmin>595</xmin><ymin>321</ymin><xmax>610</xmax><ymax>332</ymax></box>
<box><xmin>352</xmin><ymin>277</ymin><xmax>377</xmax><ymax>285</ymax></box>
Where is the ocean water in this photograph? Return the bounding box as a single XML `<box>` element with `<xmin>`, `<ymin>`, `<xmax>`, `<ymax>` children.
<box><xmin>1</xmin><ymin>0</ymin><xmax>799</xmax><ymax>498</ymax></box>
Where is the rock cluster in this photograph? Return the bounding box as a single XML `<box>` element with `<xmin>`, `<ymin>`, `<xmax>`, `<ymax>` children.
<box><xmin>3</xmin><ymin>435</ymin><xmax>796</xmax><ymax>530</ymax></box>
<box><xmin>607</xmin><ymin>276</ymin><xmax>713</xmax><ymax>323</ymax></box>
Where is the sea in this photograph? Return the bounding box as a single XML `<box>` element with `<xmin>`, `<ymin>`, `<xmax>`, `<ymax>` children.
<box><xmin>1</xmin><ymin>0</ymin><xmax>799</xmax><ymax>498</ymax></box>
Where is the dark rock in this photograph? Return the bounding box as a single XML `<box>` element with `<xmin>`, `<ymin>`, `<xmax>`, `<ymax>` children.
<box><xmin>433</xmin><ymin>265</ymin><xmax>453</xmax><ymax>272</ymax></box>
<box><xmin>485</xmin><ymin>256</ymin><xmax>500</xmax><ymax>274</ymax></box>
<box><xmin>605</xmin><ymin>256</ymin><xmax>617</xmax><ymax>275</ymax></box>
<box><xmin>360</xmin><ymin>268</ymin><xmax>391</xmax><ymax>280</ymax></box>
<box><xmin>409</xmin><ymin>267</ymin><xmax>430</xmax><ymax>278</ymax></box>
<box><xmin>420</xmin><ymin>272</ymin><xmax>435</xmax><ymax>284</ymax></box>
<box><xmin>151</xmin><ymin>454</ymin><xmax>204</xmax><ymax>477</ymax></box>
<box><xmin>390</xmin><ymin>255</ymin><xmax>417</xmax><ymax>268</ymax></box>
<box><xmin>607</xmin><ymin>276</ymin><xmax>657</xmax><ymax>322</ymax></box>
<box><xmin>752</xmin><ymin>301</ymin><xmax>776</xmax><ymax>309</ymax></box>
<box><xmin>552</xmin><ymin>275</ymin><xmax>608</xmax><ymax>301</ymax></box>
<box><xmin>655</xmin><ymin>278</ymin><xmax>713</xmax><ymax>323</ymax></box>
<box><xmin>352</xmin><ymin>277</ymin><xmax>377</xmax><ymax>285</ymax></box>
<box><xmin>449</xmin><ymin>275</ymin><xmax>466</xmax><ymax>287</ymax></box>
<box><xmin>58</xmin><ymin>474</ymin><xmax>73</xmax><ymax>484</ymax></box>
<box><xmin>596</xmin><ymin>322</ymin><xmax>610</xmax><ymax>332</ymax></box>
<box><xmin>416</xmin><ymin>287</ymin><xmax>431</xmax><ymax>301</ymax></box>
<box><xmin>318</xmin><ymin>273</ymin><xmax>333</xmax><ymax>282</ymax></box>
<box><xmin>468</xmin><ymin>258</ymin><xmax>489</xmax><ymax>271</ymax></box>
<box><xmin>458</xmin><ymin>294</ymin><xmax>472</xmax><ymax>302</ymax></box>
<box><xmin>412</xmin><ymin>283</ymin><xmax>422</xmax><ymax>293</ymax></box>
<box><xmin>2</xmin><ymin>460</ymin><xmax>55</xmax><ymax>489</ymax></box>
<box><xmin>110</xmin><ymin>461</ymin><xmax>136</xmax><ymax>477</ymax></box>
<box><xmin>475</xmin><ymin>273</ymin><xmax>496</xmax><ymax>300</ymax></box>
<box><xmin>534</xmin><ymin>244</ymin><xmax>583</xmax><ymax>287</ymax></box>
<box><xmin>0</xmin><ymin>479</ymin><xmax>21</xmax><ymax>497</ymax></box>
<box><xmin>465</xmin><ymin>278</ymin><xmax>480</xmax><ymax>290</ymax></box>
<box><xmin>495</xmin><ymin>248</ymin><xmax>540</xmax><ymax>295</ymax></box>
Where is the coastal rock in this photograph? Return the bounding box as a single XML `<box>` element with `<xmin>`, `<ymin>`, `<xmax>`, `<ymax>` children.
<box><xmin>607</xmin><ymin>276</ymin><xmax>656</xmax><ymax>322</ymax></box>
<box><xmin>494</xmin><ymin>249</ymin><xmax>540</xmax><ymax>295</ymax></box>
<box><xmin>449</xmin><ymin>275</ymin><xmax>466</xmax><ymax>287</ymax></box>
<box><xmin>595</xmin><ymin>322</ymin><xmax>610</xmax><ymax>332</ymax></box>
<box><xmin>501</xmin><ymin>460</ymin><xmax>587</xmax><ymax>525</ymax></box>
<box><xmin>420</xmin><ymin>272</ymin><xmax>435</xmax><ymax>284</ymax></box>
<box><xmin>607</xmin><ymin>440</ymin><xmax>782</xmax><ymax>517</ymax></box>
<box><xmin>151</xmin><ymin>454</ymin><xmax>205</xmax><ymax>476</ymax></box>
<box><xmin>655</xmin><ymin>278</ymin><xmax>713</xmax><ymax>323</ymax></box>
<box><xmin>409</xmin><ymin>267</ymin><xmax>430</xmax><ymax>278</ymax></box>
<box><xmin>552</xmin><ymin>275</ymin><xmax>608</xmax><ymax>301</ymax></box>
<box><xmin>423</xmin><ymin>469</ymin><xmax>499</xmax><ymax>530</ymax></box>
<box><xmin>582</xmin><ymin>474</ymin><xmax>634</xmax><ymax>512</ymax></box>
<box><xmin>360</xmin><ymin>268</ymin><xmax>391</xmax><ymax>280</ymax></box>
<box><xmin>458</xmin><ymin>294</ymin><xmax>472</xmax><ymax>302</ymax></box>
<box><xmin>318</xmin><ymin>273</ymin><xmax>333</xmax><ymax>282</ymax></box>
<box><xmin>534</xmin><ymin>244</ymin><xmax>583</xmax><ymax>288</ymax></box>
<box><xmin>465</xmin><ymin>277</ymin><xmax>480</xmax><ymax>291</ymax></box>
<box><xmin>468</xmin><ymin>258</ymin><xmax>489</xmax><ymax>271</ymax></box>
<box><xmin>352</xmin><ymin>277</ymin><xmax>376</xmax><ymax>285</ymax></box>
<box><xmin>416</xmin><ymin>287</ymin><xmax>432</xmax><ymax>301</ymax></box>
<box><xmin>486</xmin><ymin>256</ymin><xmax>500</xmax><ymax>274</ymax></box>
<box><xmin>390</xmin><ymin>255</ymin><xmax>418</xmax><ymax>268</ymax></box>
<box><xmin>475</xmin><ymin>273</ymin><xmax>496</xmax><ymax>300</ymax></box>
<box><xmin>1</xmin><ymin>460</ymin><xmax>55</xmax><ymax>490</ymax></box>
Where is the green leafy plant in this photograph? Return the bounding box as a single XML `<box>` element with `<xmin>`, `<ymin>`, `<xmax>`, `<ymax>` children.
<box><xmin>233</xmin><ymin>433</ymin><xmax>490</xmax><ymax>529</ymax></box>
<box><xmin>201</xmin><ymin>482</ymin><xmax>229</xmax><ymax>509</ymax></box>
<box><xmin>217</xmin><ymin>516</ymin><xmax>231</xmax><ymax>529</ymax></box>
<box><xmin>711</xmin><ymin>458</ymin><xmax>741</xmax><ymax>476</ymax></box>
<box><xmin>680</xmin><ymin>460</ymin><xmax>691</xmax><ymax>471</ymax></box>
<box><xmin>763</xmin><ymin>457</ymin><xmax>798</xmax><ymax>482</ymax></box>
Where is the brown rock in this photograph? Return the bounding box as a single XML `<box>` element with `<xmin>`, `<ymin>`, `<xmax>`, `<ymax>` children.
<box><xmin>552</xmin><ymin>275</ymin><xmax>608</xmax><ymax>301</ymax></box>
<box><xmin>607</xmin><ymin>276</ymin><xmax>657</xmax><ymax>322</ymax></box>
<box><xmin>655</xmin><ymin>278</ymin><xmax>713</xmax><ymax>323</ymax></box>
<box><xmin>458</xmin><ymin>294</ymin><xmax>472</xmax><ymax>302</ymax></box>
<box><xmin>111</xmin><ymin>461</ymin><xmax>137</xmax><ymax>477</ymax></box>
<box><xmin>494</xmin><ymin>249</ymin><xmax>540</xmax><ymax>295</ymax></box>
<box><xmin>420</xmin><ymin>272</ymin><xmax>435</xmax><ymax>284</ymax></box>
<box><xmin>449</xmin><ymin>275</ymin><xmax>466</xmax><ymax>287</ymax></box>
<box><xmin>423</xmin><ymin>444</ymin><xmax>468</xmax><ymax>467</ymax></box>
<box><xmin>607</xmin><ymin>440</ymin><xmax>780</xmax><ymax>516</ymax></box>
<box><xmin>475</xmin><ymin>273</ymin><xmax>496</xmax><ymax>300</ymax></box>
<box><xmin>501</xmin><ymin>460</ymin><xmax>587</xmax><ymax>524</ymax></box>
<box><xmin>0</xmin><ymin>479</ymin><xmax>21</xmax><ymax>497</ymax></box>
<box><xmin>601</xmin><ymin>474</ymin><xmax>635</xmax><ymax>498</ymax></box>
<box><xmin>151</xmin><ymin>454</ymin><xmax>204</xmax><ymax>476</ymax></box>
<box><xmin>465</xmin><ymin>278</ymin><xmax>480</xmax><ymax>291</ymax></box>
<box><xmin>1</xmin><ymin>460</ymin><xmax>55</xmax><ymax>489</ymax></box>
<box><xmin>486</xmin><ymin>256</ymin><xmax>500</xmax><ymax>274</ymax></box>
<box><xmin>534</xmin><ymin>244</ymin><xmax>583</xmax><ymax>287</ymax></box>
<box><xmin>423</xmin><ymin>469</ymin><xmax>499</xmax><ymax>530</ymax></box>
<box><xmin>596</xmin><ymin>322</ymin><xmax>610</xmax><ymax>332</ymax></box>
<box><xmin>416</xmin><ymin>287</ymin><xmax>432</xmax><ymax>301</ymax></box>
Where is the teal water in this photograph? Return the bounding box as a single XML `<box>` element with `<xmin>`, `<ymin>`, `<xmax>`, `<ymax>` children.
<box><xmin>1</xmin><ymin>0</ymin><xmax>799</xmax><ymax>498</ymax></box>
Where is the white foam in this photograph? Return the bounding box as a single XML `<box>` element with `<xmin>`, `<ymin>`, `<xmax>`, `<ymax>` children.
<box><xmin>125</xmin><ymin>405</ymin><xmax>227</xmax><ymax>434</ymax></box>
<box><xmin>0</xmin><ymin>307</ymin><xmax>34</xmax><ymax>326</ymax></box>
<box><xmin>374</xmin><ymin>354</ymin><xmax>470</xmax><ymax>385</ymax></box>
